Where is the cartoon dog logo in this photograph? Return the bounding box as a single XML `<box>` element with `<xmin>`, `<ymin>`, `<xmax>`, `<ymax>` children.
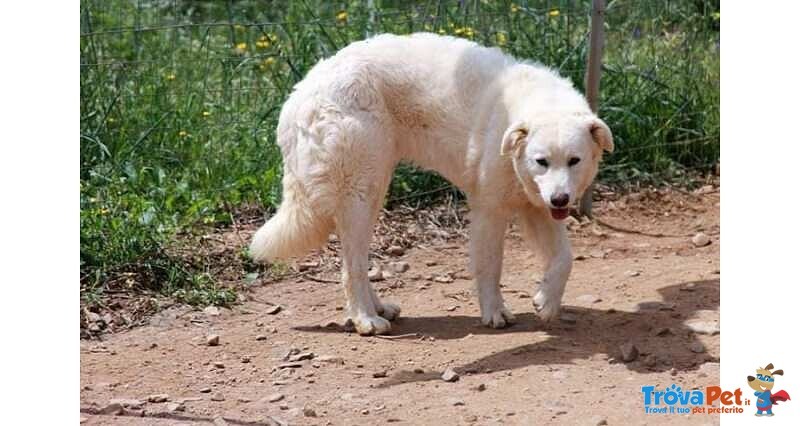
<box><xmin>747</xmin><ymin>363</ymin><xmax>791</xmax><ymax>416</ymax></box>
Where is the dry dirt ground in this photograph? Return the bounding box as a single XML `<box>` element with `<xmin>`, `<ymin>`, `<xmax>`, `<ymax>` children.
<box><xmin>81</xmin><ymin>188</ymin><xmax>720</xmax><ymax>425</ymax></box>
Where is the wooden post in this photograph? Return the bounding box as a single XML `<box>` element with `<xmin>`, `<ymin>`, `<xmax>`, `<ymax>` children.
<box><xmin>578</xmin><ymin>0</ymin><xmax>606</xmax><ymax>218</ymax></box>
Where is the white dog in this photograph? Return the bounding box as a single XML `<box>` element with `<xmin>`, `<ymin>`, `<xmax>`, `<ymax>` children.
<box><xmin>250</xmin><ymin>33</ymin><xmax>613</xmax><ymax>335</ymax></box>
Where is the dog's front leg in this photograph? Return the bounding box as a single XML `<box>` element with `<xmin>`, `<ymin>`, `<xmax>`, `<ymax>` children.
<box><xmin>469</xmin><ymin>208</ymin><xmax>515</xmax><ymax>328</ymax></box>
<box><xmin>519</xmin><ymin>206</ymin><xmax>572</xmax><ymax>321</ymax></box>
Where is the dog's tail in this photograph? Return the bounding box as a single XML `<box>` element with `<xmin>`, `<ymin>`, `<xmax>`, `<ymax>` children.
<box><xmin>249</xmin><ymin>174</ymin><xmax>334</xmax><ymax>263</ymax></box>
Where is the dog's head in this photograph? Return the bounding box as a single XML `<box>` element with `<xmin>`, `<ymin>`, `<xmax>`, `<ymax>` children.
<box><xmin>501</xmin><ymin>114</ymin><xmax>613</xmax><ymax>219</ymax></box>
<box><xmin>747</xmin><ymin>363</ymin><xmax>783</xmax><ymax>392</ymax></box>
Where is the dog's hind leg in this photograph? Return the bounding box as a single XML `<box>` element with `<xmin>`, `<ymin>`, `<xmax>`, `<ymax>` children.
<box><xmin>518</xmin><ymin>205</ymin><xmax>572</xmax><ymax>321</ymax></box>
<box><xmin>469</xmin><ymin>207</ymin><xmax>515</xmax><ymax>328</ymax></box>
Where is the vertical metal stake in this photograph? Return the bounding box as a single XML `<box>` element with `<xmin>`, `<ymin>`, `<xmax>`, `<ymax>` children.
<box><xmin>579</xmin><ymin>0</ymin><xmax>606</xmax><ymax>218</ymax></box>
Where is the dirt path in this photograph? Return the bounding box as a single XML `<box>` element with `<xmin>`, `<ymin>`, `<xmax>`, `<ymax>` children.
<box><xmin>81</xmin><ymin>190</ymin><xmax>720</xmax><ymax>425</ymax></box>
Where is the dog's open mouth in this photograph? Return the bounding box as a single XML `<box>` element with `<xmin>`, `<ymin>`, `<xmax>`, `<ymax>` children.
<box><xmin>549</xmin><ymin>208</ymin><xmax>570</xmax><ymax>220</ymax></box>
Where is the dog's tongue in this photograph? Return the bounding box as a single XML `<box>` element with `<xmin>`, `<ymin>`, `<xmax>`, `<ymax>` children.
<box><xmin>550</xmin><ymin>208</ymin><xmax>570</xmax><ymax>220</ymax></box>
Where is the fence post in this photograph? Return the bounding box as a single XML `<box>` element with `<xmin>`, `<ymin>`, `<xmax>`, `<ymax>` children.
<box><xmin>578</xmin><ymin>0</ymin><xmax>606</xmax><ymax>218</ymax></box>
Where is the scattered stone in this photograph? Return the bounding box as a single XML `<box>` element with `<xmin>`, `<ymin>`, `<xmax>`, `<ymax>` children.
<box><xmin>433</xmin><ymin>274</ymin><xmax>454</xmax><ymax>283</ymax></box>
<box><xmin>670</xmin><ymin>367</ymin><xmax>678</xmax><ymax>376</ymax></box>
<box><xmin>692</xmin><ymin>232</ymin><xmax>711</xmax><ymax>247</ymax></box>
<box><xmin>237</xmin><ymin>397</ymin><xmax>252</xmax><ymax>403</ymax></box>
<box><xmin>147</xmin><ymin>394</ymin><xmax>169</xmax><ymax>403</ymax></box>
<box><xmin>387</xmin><ymin>245</ymin><xmax>405</xmax><ymax>256</ymax></box>
<box><xmin>277</xmin><ymin>362</ymin><xmax>304</xmax><ymax>369</ymax></box>
<box><xmin>445</xmin><ymin>305</ymin><xmax>458</xmax><ymax>312</ymax></box>
<box><xmin>210</xmin><ymin>392</ymin><xmax>225</xmax><ymax>402</ymax></box>
<box><xmin>464</xmin><ymin>414</ymin><xmax>478</xmax><ymax>423</ymax></box>
<box><xmin>472</xmin><ymin>383</ymin><xmax>487</xmax><ymax>392</ymax></box>
<box><xmin>241</xmin><ymin>356</ymin><xmax>251</xmax><ymax>364</ymax></box>
<box><xmin>390</xmin><ymin>261</ymin><xmax>410</xmax><ymax>273</ymax></box>
<box><xmin>288</xmin><ymin>352</ymin><xmax>315</xmax><ymax>362</ymax></box>
<box><xmin>689</xmin><ymin>341</ymin><xmax>706</xmax><ymax>353</ymax></box>
<box><xmin>372</xmin><ymin>370</ymin><xmax>388</xmax><ymax>378</ymax></box>
<box><xmin>560</xmin><ymin>312</ymin><xmax>578</xmax><ymax>324</ymax></box>
<box><xmin>109</xmin><ymin>399</ymin><xmax>144</xmax><ymax>410</ymax></box>
<box><xmin>643</xmin><ymin>354</ymin><xmax>658</xmax><ymax>368</ymax></box>
<box><xmin>303</xmin><ymin>407</ymin><xmax>317</xmax><ymax>417</ymax></box>
<box><xmin>199</xmin><ymin>387</ymin><xmax>212</xmax><ymax>393</ymax></box>
<box><xmin>594</xmin><ymin>417</ymin><xmax>609</xmax><ymax>426</ymax></box>
<box><xmin>317</xmin><ymin>355</ymin><xmax>345</xmax><ymax>365</ymax></box>
<box><xmin>213</xmin><ymin>416</ymin><xmax>229</xmax><ymax>426</ymax></box>
<box><xmin>625</xmin><ymin>270</ymin><xmax>641</xmax><ymax>278</ymax></box>
<box><xmin>296</xmin><ymin>261</ymin><xmax>318</xmax><ymax>272</ymax></box>
<box><xmin>206</xmin><ymin>334</ymin><xmax>220</xmax><ymax>346</ymax></box>
<box><xmin>99</xmin><ymin>402</ymin><xmax>124</xmax><ymax>415</ymax></box>
<box><xmin>576</xmin><ymin>294</ymin><xmax>601</xmax><ymax>304</ymax></box>
<box><xmin>268</xmin><ymin>393</ymin><xmax>285</xmax><ymax>403</ymax></box>
<box><xmin>164</xmin><ymin>402</ymin><xmax>184</xmax><ymax>413</ymax></box>
<box><xmin>685</xmin><ymin>321</ymin><xmax>720</xmax><ymax>335</ymax></box>
<box><xmin>413</xmin><ymin>368</ymin><xmax>425</xmax><ymax>374</ymax></box>
<box><xmin>213</xmin><ymin>361</ymin><xmax>225</xmax><ymax>369</ymax></box>
<box><xmin>424</xmin><ymin>260</ymin><xmax>438</xmax><ymax>266</ymax></box>
<box><xmin>203</xmin><ymin>306</ymin><xmax>221</xmax><ymax>316</ymax></box>
<box><xmin>682</xmin><ymin>282</ymin><xmax>697</xmax><ymax>291</ymax></box>
<box><xmin>368</xmin><ymin>264</ymin><xmax>384</xmax><ymax>281</ymax></box>
<box><xmin>620</xmin><ymin>341</ymin><xmax>639</xmax><ymax>362</ymax></box>
<box><xmin>441</xmin><ymin>367</ymin><xmax>460</xmax><ymax>382</ymax></box>
<box><xmin>449</xmin><ymin>398</ymin><xmax>466</xmax><ymax>406</ymax></box>
<box><xmin>361</xmin><ymin>409</ymin><xmax>370</xmax><ymax>415</ymax></box>
<box><xmin>266</xmin><ymin>305</ymin><xmax>282</xmax><ymax>315</ymax></box>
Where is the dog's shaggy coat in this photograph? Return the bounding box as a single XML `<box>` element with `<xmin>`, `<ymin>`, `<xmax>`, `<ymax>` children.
<box><xmin>250</xmin><ymin>33</ymin><xmax>613</xmax><ymax>335</ymax></box>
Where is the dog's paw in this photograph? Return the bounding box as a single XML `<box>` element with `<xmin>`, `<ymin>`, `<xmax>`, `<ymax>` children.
<box><xmin>481</xmin><ymin>305</ymin><xmax>516</xmax><ymax>329</ymax></box>
<box><xmin>533</xmin><ymin>290</ymin><xmax>561</xmax><ymax>321</ymax></box>
<box><xmin>377</xmin><ymin>302</ymin><xmax>401</xmax><ymax>321</ymax></box>
<box><xmin>350</xmin><ymin>314</ymin><xmax>392</xmax><ymax>335</ymax></box>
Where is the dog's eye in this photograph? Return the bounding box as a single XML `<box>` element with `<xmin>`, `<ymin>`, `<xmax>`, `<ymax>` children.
<box><xmin>535</xmin><ymin>158</ymin><xmax>549</xmax><ymax>167</ymax></box>
<box><xmin>568</xmin><ymin>157</ymin><xmax>581</xmax><ymax>167</ymax></box>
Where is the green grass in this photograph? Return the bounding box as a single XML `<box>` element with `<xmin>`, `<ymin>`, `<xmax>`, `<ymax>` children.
<box><xmin>80</xmin><ymin>0</ymin><xmax>719</xmax><ymax>305</ymax></box>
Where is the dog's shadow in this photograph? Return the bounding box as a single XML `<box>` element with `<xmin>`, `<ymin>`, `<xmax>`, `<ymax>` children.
<box><xmin>295</xmin><ymin>279</ymin><xmax>719</xmax><ymax>387</ymax></box>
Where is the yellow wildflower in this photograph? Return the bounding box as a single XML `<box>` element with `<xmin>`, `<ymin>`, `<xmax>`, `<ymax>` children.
<box><xmin>454</xmin><ymin>27</ymin><xmax>464</xmax><ymax>35</ymax></box>
<box><xmin>336</xmin><ymin>11</ymin><xmax>348</xmax><ymax>22</ymax></box>
<box><xmin>464</xmin><ymin>27</ymin><xmax>475</xmax><ymax>38</ymax></box>
<box><xmin>165</xmin><ymin>73</ymin><xmax>176</xmax><ymax>81</ymax></box>
<box><xmin>437</xmin><ymin>29</ymin><xmax>446</xmax><ymax>35</ymax></box>
<box><xmin>256</xmin><ymin>39</ymin><xmax>270</xmax><ymax>48</ymax></box>
<box><xmin>510</xmin><ymin>4</ymin><xmax>520</xmax><ymax>13</ymax></box>
<box><xmin>100</xmin><ymin>208</ymin><xmax>109</xmax><ymax>215</ymax></box>
<box><xmin>202</xmin><ymin>111</ymin><xmax>211</xmax><ymax>117</ymax></box>
<box><xmin>235</xmin><ymin>42</ymin><xmax>247</xmax><ymax>53</ymax></box>
<box><xmin>178</xmin><ymin>130</ymin><xmax>188</xmax><ymax>137</ymax></box>
<box><xmin>549</xmin><ymin>9</ymin><xmax>560</xmax><ymax>17</ymax></box>
<box><xmin>495</xmin><ymin>32</ymin><xmax>507</xmax><ymax>46</ymax></box>
<box><xmin>712</xmin><ymin>12</ymin><xmax>720</xmax><ymax>21</ymax></box>
<box><xmin>106</xmin><ymin>117</ymin><xmax>116</xmax><ymax>123</ymax></box>
<box><xmin>234</xmin><ymin>24</ymin><xmax>245</xmax><ymax>31</ymax></box>
<box><xmin>260</xmin><ymin>57</ymin><xmax>277</xmax><ymax>71</ymax></box>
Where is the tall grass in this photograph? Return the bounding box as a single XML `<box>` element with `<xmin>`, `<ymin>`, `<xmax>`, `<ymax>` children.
<box><xmin>80</xmin><ymin>0</ymin><xmax>719</xmax><ymax>303</ymax></box>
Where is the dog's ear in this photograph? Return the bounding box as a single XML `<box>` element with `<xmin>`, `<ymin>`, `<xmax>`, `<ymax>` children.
<box><xmin>765</xmin><ymin>363</ymin><xmax>774</xmax><ymax>370</ymax></box>
<box><xmin>747</xmin><ymin>376</ymin><xmax>756</xmax><ymax>382</ymax></box>
<box><xmin>500</xmin><ymin>121</ymin><xmax>529</xmax><ymax>157</ymax></box>
<box><xmin>772</xmin><ymin>369</ymin><xmax>784</xmax><ymax>376</ymax></box>
<box><xmin>589</xmin><ymin>117</ymin><xmax>614</xmax><ymax>153</ymax></box>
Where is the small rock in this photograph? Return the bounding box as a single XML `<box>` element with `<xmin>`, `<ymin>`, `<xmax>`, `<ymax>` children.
<box><xmin>303</xmin><ymin>407</ymin><xmax>317</xmax><ymax>417</ymax></box>
<box><xmin>685</xmin><ymin>321</ymin><xmax>719</xmax><ymax>335</ymax></box>
<box><xmin>109</xmin><ymin>398</ymin><xmax>144</xmax><ymax>410</ymax></box>
<box><xmin>213</xmin><ymin>416</ymin><xmax>229</xmax><ymax>426</ymax></box>
<box><xmin>317</xmin><ymin>355</ymin><xmax>345</xmax><ymax>365</ymax></box>
<box><xmin>210</xmin><ymin>392</ymin><xmax>225</xmax><ymax>402</ymax></box>
<box><xmin>266</xmin><ymin>305</ymin><xmax>282</xmax><ymax>315</ymax></box>
<box><xmin>372</xmin><ymin>370</ymin><xmax>388</xmax><ymax>378</ymax></box>
<box><xmin>368</xmin><ymin>264</ymin><xmax>384</xmax><ymax>281</ymax></box>
<box><xmin>206</xmin><ymin>334</ymin><xmax>220</xmax><ymax>346</ymax></box>
<box><xmin>689</xmin><ymin>341</ymin><xmax>706</xmax><ymax>353</ymax></box>
<box><xmin>655</xmin><ymin>327</ymin><xmax>673</xmax><ymax>336</ymax></box>
<box><xmin>203</xmin><ymin>306</ymin><xmax>221</xmax><ymax>316</ymax></box>
<box><xmin>268</xmin><ymin>393</ymin><xmax>285</xmax><ymax>403</ymax></box>
<box><xmin>449</xmin><ymin>398</ymin><xmax>466</xmax><ymax>406</ymax></box>
<box><xmin>361</xmin><ymin>409</ymin><xmax>370</xmax><ymax>415</ymax></box>
<box><xmin>99</xmin><ymin>402</ymin><xmax>124</xmax><ymax>415</ymax></box>
<box><xmin>255</xmin><ymin>334</ymin><xmax>267</xmax><ymax>341</ymax></box>
<box><xmin>576</xmin><ymin>294</ymin><xmax>601</xmax><ymax>304</ymax></box>
<box><xmin>147</xmin><ymin>394</ymin><xmax>169</xmax><ymax>403</ymax></box>
<box><xmin>472</xmin><ymin>383</ymin><xmax>487</xmax><ymax>392</ymax></box>
<box><xmin>441</xmin><ymin>367</ymin><xmax>460</xmax><ymax>382</ymax></box>
<box><xmin>213</xmin><ymin>361</ymin><xmax>225</xmax><ymax>369</ymax></box>
<box><xmin>682</xmin><ymin>282</ymin><xmax>697</xmax><ymax>291</ymax></box>
<box><xmin>464</xmin><ymin>414</ymin><xmax>478</xmax><ymax>423</ymax></box>
<box><xmin>643</xmin><ymin>354</ymin><xmax>658</xmax><ymax>367</ymax></box>
<box><xmin>692</xmin><ymin>232</ymin><xmax>711</xmax><ymax>247</ymax></box>
<box><xmin>288</xmin><ymin>352</ymin><xmax>315</xmax><ymax>362</ymax></box>
<box><xmin>390</xmin><ymin>261</ymin><xmax>410</xmax><ymax>273</ymax></box>
<box><xmin>560</xmin><ymin>312</ymin><xmax>577</xmax><ymax>324</ymax></box>
<box><xmin>165</xmin><ymin>402</ymin><xmax>185</xmax><ymax>413</ymax></box>
<box><xmin>594</xmin><ymin>417</ymin><xmax>609</xmax><ymax>426</ymax></box>
<box><xmin>424</xmin><ymin>260</ymin><xmax>438</xmax><ymax>266</ymax></box>
<box><xmin>199</xmin><ymin>387</ymin><xmax>212</xmax><ymax>393</ymax></box>
<box><xmin>620</xmin><ymin>341</ymin><xmax>639</xmax><ymax>362</ymax></box>
<box><xmin>625</xmin><ymin>270</ymin><xmax>641</xmax><ymax>277</ymax></box>
<box><xmin>413</xmin><ymin>368</ymin><xmax>425</xmax><ymax>374</ymax></box>
<box><xmin>387</xmin><ymin>245</ymin><xmax>405</xmax><ymax>256</ymax></box>
<box><xmin>241</xmin><ymin>356</ymin><xmax>251</xmax><ymax>363</ymax></box>
<box><xmin>297</xmin><ymin>261</ymin><xmax>318</xmax><ymax>272</ymax></box>
<box><xmin>670</xmin><ymin>367</ymin><xmax>678</xmax><ymax>376</ymax></box>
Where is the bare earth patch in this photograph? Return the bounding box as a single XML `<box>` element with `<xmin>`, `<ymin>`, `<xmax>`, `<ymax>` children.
<box><xmin>81</xmin><ymin>187</ymin><xmax>719</xmax><ymax>425</ymax></box>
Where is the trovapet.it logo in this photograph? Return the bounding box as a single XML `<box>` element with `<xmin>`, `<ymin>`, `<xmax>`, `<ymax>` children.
<box><xmin>641</xmin><ymin>384</ymin><xmax>746</xmax><ymax>415</ymax></box>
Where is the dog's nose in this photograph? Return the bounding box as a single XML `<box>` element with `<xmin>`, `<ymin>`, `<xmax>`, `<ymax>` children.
<box><xmin>550</xmin><ymin>193</ymin><xmax>569</xmax><ymax>208</ymax></box>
